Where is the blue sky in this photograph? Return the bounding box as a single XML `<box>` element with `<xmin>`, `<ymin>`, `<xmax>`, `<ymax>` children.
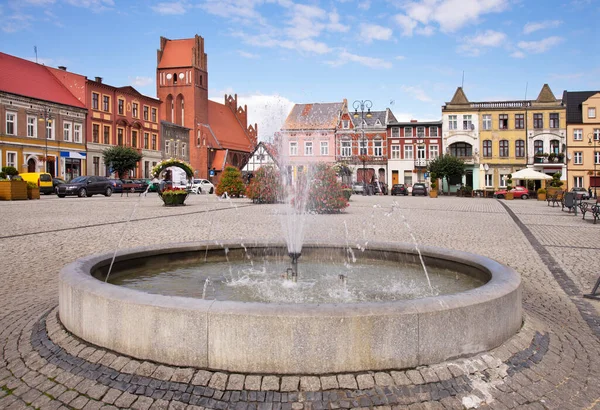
<box><xmin>2</xmin><ymin>0</ymin><xmax>599</xmax><ymax>140</ymax></box>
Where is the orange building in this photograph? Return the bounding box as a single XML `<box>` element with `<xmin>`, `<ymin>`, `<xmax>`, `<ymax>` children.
<box><xmin>156</xmin><ymin>35</ymin><xmax>257</xmax><ymax>183</ymax></box>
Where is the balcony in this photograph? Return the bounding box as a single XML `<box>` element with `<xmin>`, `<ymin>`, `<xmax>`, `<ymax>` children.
<box><xmin>335</xmin><ymin>155</ymin><xmax>387</xmax><ymax>164</ymax></box>
<box><xmin>532</xmin><ymin>154</ymin><xmax>565</xmax><ymax>165</ymax></box>
<box><xmin>414</xmin><ymin>158</ymin><xmax>429</xmax><ymax>167</ymax></box>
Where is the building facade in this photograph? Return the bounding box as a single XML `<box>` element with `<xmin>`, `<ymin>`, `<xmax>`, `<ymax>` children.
<box><xmin>387</xmin><ymin>119</ymin><xmax>441</xmax><ymax>188</ymax></box>
<box><xmin>0</xmin><ymin>53</ymin><xmax>87</xmax><ymax>180</ymax></box>
<box><xmin>564</xmin><ymin>91</ymin><xmax>600</xmax><ymax>196</ymax></box>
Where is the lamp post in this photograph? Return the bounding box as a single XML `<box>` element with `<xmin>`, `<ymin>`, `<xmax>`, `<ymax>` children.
<box><xmin>38</xmin><ymin>108</ymin><xmax>52</xmax><ymax>174</ymax></box>
<box><xmin>589</xmin><ymin>134</ymin><xmax>598</xmax><ymax>199</ymax></box>
<box><xmin>353</xmin><ymin>100</ymin><xmax>372</xmax><ymax>195</ymax></box>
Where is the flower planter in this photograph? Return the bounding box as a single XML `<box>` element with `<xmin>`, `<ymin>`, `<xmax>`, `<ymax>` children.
<box><xmin>0</xmin><ymin>181</ymin><xmax>28</xmax><ymax>200</ymax></box>
<box><xmin>537</xmin><ymin>193</ymin><xmax>546</xmax><ymax>201</ymax></box>
<box><xmin>27</xmin><ymin>187</ymin><xmax>40</xmax><ymax>200</ymax></box>
<box><xmin>429</xmin><ymin>190</ymin><xmax>438</xmax><ymax>198</ymax></box>
<box><xmin>161</xmin><ymin>193</ymin><xmax>188</xmax><ymax>206</ymax></box>
<box><xmin>505</xmin><ymin>192</ymin><xmax>514</xmax><ymax>200</ymax></box>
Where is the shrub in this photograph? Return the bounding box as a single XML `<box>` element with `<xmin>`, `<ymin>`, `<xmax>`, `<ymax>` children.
<box><xmin>537</xmin><ymin>188</ymin><xmax>546</xmax><ymax>194</ymax></box>
<box><xmin>506</xmin><ymin>174</ymin><xmax>513</xmax><ymax>190</ymax></box>
<box><xmin>1</xmin><ymin>166</ymin><xmax>18</xmax><ymax>178</ymax></box>
<box><xmin>306</xmin><ymin>163</ymin><xmax>349</xmax><ymax>214</ymax></box>
<box><xmin>549</xmin><ymin>172</ymin><xmax>564</xmax><ymax>188</ymax></box>
<box><xmin>26</xmin><ymin>182</ymin><xmax>38</xmax><ymax>189</ymax></box>
<box><xmin>246</xmin><ymin>166</ymin><xmax>283</xmax><ymax>204</ymax></box>
<box><xmin>342</xmin><ymin>188</ymin><xmax>352</xmax><ymax>201</ymax></box>
<box><xmin>464</xmin><ymin>185</ymin><xmax>473</xmax><ymax>196</ymax></box>
<box><xmin>527</xmin><ymin>180</ymin><xmax>535</xmax><ymax>190</ymax></box>
<box><xmin>216</xmin><ymin>166</ymin><xmax>245</xmax><ymax>197</ymax></box>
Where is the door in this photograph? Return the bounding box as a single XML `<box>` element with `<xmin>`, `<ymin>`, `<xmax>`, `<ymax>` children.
<box><xmin>466</xmin><ymin>170</ymin><xmax>473</xmax><ymax>188</ymax></box>
<box><xmin>392</xmin><ymin>170</ymin><xmax>399</xmax><ymax>185</ymax></box>
<box><xmin>28</xmin><ymin>158</ymin><xmax>36</xmax><ymax>172</ymax></box>
<box><xmin>417</xmin><ymin>146</ymin><xmax>426</xmax><ymax>166</ymax></box>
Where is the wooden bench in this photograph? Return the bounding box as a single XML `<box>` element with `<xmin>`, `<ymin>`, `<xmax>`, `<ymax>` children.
<box><xmin>579</xmin><ymin>200</ymin><xmax>600</xmax><ymax>224</ymax></box>
<box><xmin>547</xmin><ymin>190</ymin><xmax>564</xmax><ymax>207</ymax></box>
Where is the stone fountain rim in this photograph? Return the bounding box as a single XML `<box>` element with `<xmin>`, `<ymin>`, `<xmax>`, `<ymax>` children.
<box><xmin>61</xmin><ymin>240</ymin><xmax>521</xmax><ymax>315</ymax></box>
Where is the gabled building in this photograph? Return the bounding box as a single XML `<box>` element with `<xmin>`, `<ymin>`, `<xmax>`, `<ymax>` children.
<box><xmin>387</xmin><ymin>119</ymin><xmax>441</xmax><ymax>188</ymax></box>
<box><xmin>0</xmin><ymin>53</ymin><xmax>87</xmax><ymax>180</ymax></box>
<box><xmin>563</xmin><ymin>90</ymin><xmax>600</xmax><ymax>196</ymax></box>
<box><xmin>242</xmin><ymin>141</ymin><xmax>278</xmax><ymax>180</ymax></box>
<box><xmin>156</xmin><ymin>35</ymin><xmax>257</xmax><ymax>183</ymax></box>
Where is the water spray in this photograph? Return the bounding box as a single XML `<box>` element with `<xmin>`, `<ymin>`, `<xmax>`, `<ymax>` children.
<box><xmin>288</xmin><ymin>252</ymin><xmax>301</xmax><ymax>282</ymax></box>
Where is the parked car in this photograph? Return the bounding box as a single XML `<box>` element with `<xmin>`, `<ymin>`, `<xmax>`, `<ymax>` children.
<box><xmin>52</xmin><ymin>177</ymin><xmax>67</xmax><ymax>194</ymax></box>
<box><xmin>107</xmin><ymin>179</ymin><xmax>123</xmax><ymax>193</ymax></box>
<box><xmin>494</xmin><ymin>186</ymin><xmax>529</xmax><ymax>199</ymax></box>
<box><xmin>411</xmin><ymin>183</ymin><xmax>428</xmax><ymax>196</ymax></box>
<box><xmin>372</xmin><ymin>182</ymin><xmax>388</xmax><ymax>195</ymax></box>
<box><xmin>352</xmin><ymin>182</ymin><xmax>365</xmax><ymax>194</ymax></box>
<box><xmin>140</xmin><ymin>178</ymin><xmax>159</xmax><ymax>192</ymax></box>
<box><xmin>56</xmin><ymin>176</ymin><xmax>113</xmax><ymax>198</ymax></box>
<box><xmin>121</xmin><ymin>179</ymin><xmax>145</xmax><ymax>193</ymax></box>
<box><xmin>571</xmin><ymin>187</ymin><xmax>590</xmax><ymax>200</ymax></box>
<box><xmin>19</xmin><ymin>172</ymin><xmax>54</xmax><ymax>195</ymax></box>
<box><xmin>188</xmin><ymin>178</ymin><xmax>215</xmax><ymax>194</ymax></box>
<box><xmin>391</xmin><ymin>184</ymin><xmax>408</xmax><ymax>196</ymax></box>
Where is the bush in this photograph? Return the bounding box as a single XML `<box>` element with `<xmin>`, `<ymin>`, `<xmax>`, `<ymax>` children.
<box><xmin>464</xmin><ymin>185</ymin><xmax>473</xmax><ymax>196</ymax></box>
<box><xmin>2</xmin><ymin>166</ymin><xmax>18</xmax><ymax>178</ymax></box>
<box><xmin>306</xmin><ymin>163</ymin><xmax>349</xmax><ymax>214</ymax></box>
<box><xmin>26</xmin><ymin>182</ymin><xmax>38</xmax><ymax>189</ymax></box>
<box><xmin>506</xmin><ymin>174</ymin><xmax>513</xmax><ymax>190</ymax></box>
<box><xmin>527</xmin><ymin>180</ymin><xmax>535</xmax><ymax>190</ymax></box>
<box><xmin>216</xmin><ymin>166</ymin><xmax>245</xmax><ymax>197</ymax></box>
<box><xmin>549</xmin><ymin>172</ymin><xmax>564</xmax><ymax>188</ymax></box>
<box><xmin>537</xmin><ymin>188</ymin><xmax>546</xmax><ymax>194</ymax></box>
<box><xmin>246</xmin><ymin>166</ymin><xmax>283</xmax><ymax>204</ymax></box>
<box><xmin>342</xmin><ymin>188</ymin><xmax>352</xmax><ymax>201</ymax></box>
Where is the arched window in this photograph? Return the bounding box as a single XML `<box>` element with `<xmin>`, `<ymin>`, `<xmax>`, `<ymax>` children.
<box><xmin>173</xmin><ymin>73</ymin><xmax>178</xmax><ymax>84</ymax></box>
<box><xmin>181</xmin><ymin>98</ymin><xmax>185</xmax><ymax>126</ymax></box>
<box><xmin>550</xmin><ymin>139</ymin><xmax>560</xmax><ymax>154</ymax></box>
<box><xmin>175</xmin><ymin>94</ymin><xmax>184</xmax><ymax>126</ymax></box>
<box><xmin>515</xmin><ymin>140</ymin><xmax>525</xmax><ymax>157</ymax></box>
<box><xmin>483</xmin><ymin>140</ymin><xmax>492</xmax><ymax>157</ymax></box>
<box><xmin>165</xmin><ymin>95</ymin><xmax>173</xmax><ymax>123</ymax></box>
<box><xmin>448</xmin><ymin>142</ymin><xmax>472</xmax><ymax>157</ymax></box>
<box><xmin>197</xmin><ymin>130</ymin><xmax>201</xmax><ymax>147</ymax></box>
<box><xmin>499</xmin><ymin>140</ymin><xmax>509</xmax><ymax>157</ymax></box>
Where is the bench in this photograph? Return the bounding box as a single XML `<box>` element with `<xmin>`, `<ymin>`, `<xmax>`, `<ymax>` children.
<box><xmin>579</xmin><ymin>200</ymin><xmax>600</xmax><ymax>224</ymax></box>
<box><xmin>547</xmin><ymin>190</ymin><xmax>564</xmax><ymax>207</ymax></box>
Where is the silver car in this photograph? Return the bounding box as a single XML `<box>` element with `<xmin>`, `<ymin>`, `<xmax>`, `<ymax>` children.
<box><xmin>188</xmin><ymin>179</ymin><xmax>215</xmax><ymax>194</ymax></box>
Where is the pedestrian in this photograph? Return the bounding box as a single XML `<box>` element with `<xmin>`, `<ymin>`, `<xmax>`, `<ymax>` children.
<box><xmin>589</xmin><ymin>187</ymin><xmax>592</xmax><ymax>198</ymax></box>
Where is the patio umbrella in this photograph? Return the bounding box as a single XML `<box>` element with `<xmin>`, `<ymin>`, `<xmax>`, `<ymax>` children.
<box><xmin>510</xmin><ymin>168</ymin><xmax>552</xmax><ymax>180</ymax></box>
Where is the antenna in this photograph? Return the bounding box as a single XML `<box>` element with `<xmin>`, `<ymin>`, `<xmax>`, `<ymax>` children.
<box><xmin>34</xmin><ymin>46</ymin><xmax>38</xmax><ymax>64</ymax></box>
<box><xmin>461</xmin><ymin>71</ymin><xmax>465</xmax><ymax>88</ymax></box>
<box><xmin>524</xmin><ymin>82</ymin><xmax>528</xmax><ymax>101</ymax></box>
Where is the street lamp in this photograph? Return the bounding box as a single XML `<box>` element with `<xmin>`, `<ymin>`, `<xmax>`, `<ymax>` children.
<box><xmin>589</xmin><ymin>134</ymin><xmax>598</xmax><ymax>199</ymax></box>
<box><xmin>38</xmin><ymin>108</ymin><xmax>52</xmax><ymax>174</ymax></box>
<box><xmin>353</xmin><ymin>100</ymin><xmax>372</xmax><ymax>195</ymax></box>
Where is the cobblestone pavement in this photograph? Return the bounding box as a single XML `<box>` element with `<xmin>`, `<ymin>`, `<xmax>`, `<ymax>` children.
<box><xmin>1</xmin><ymin>194</ymin><xmax>599</xmax><ymax>410</ymax></box>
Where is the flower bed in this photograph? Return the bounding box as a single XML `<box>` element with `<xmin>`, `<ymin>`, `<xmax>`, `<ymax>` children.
<box><xmin>160</xmin><ymin>188</ymin><xmax>188</xmax><ymax>206</ymax></box>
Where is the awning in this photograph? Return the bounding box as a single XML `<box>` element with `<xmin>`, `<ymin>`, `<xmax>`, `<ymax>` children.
<box><xmin>60</xmin><ymin>151</ymin><xmax>86</xmax><ymax>159</ymax></box>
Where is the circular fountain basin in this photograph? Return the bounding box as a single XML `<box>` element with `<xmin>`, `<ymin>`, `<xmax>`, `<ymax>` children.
<box><xmin>59</xmin><ymin>242</ymin><xmax>522</xmax><ymax>374</ymax></box>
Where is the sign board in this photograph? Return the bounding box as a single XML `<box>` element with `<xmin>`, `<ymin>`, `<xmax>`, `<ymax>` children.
<box><xmin>209</xmin><ymin>169</ymin><xmax>216</xmax><ymax>177</ymax></box>
<box><xmin>424</xmin><ymin>172</ymin><xmax>429</xmax><ymax>179</ymax></box>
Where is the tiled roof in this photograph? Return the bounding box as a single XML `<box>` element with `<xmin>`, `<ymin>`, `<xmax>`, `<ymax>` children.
<box><xmin>158</xmin><ymin>39</ymin><xmax>196</xmax><ymax>69</ymax></box>
<box><xmin>350</xmin><ymin>110</ymin><xmax>389</xmax><ymax>128</ymax></box>
<box><xmin>208</xmin><ymin>100</ymin><xmax>254</xmax><ymax>152</ymax></box>
<box><xmin>392</xmin><ymin>120</ymin><xmax>442</xmax><ymax>126</ymax></box>
<box><xmin>211</xmin><ymin>150</ymin><xmax>227</xmax><ymax>171</ymax></box>
<box><xmin>0</xmin><ymin>53</ymin><xmax>86</xmax><ymax>108</ymax></box>
<box><xmin>563</xmin><ymin>90</ymin><xmax>600</xmax><ymax>124</ymax></box>
<box><xmin>282</xmin><ymin>102</ymin><xmax>343</xmax><ymax>130</ymax></box>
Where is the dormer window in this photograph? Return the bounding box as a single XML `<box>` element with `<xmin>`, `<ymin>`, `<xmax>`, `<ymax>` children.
<box><xmin>343</xmin><ymin>120</ymin><xmax>349</xmax><ymax>129</ymax></box>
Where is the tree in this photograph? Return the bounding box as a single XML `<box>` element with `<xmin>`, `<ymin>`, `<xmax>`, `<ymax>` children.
<box><xmin>246</xmin><ymin>166</ymin><xmax>283</xmax><ymax>204</ymax></box>
<box><xmin>216</xmin><ymin>166</ymin><xmax>245</xmax><ymax>197</ymax></box>
<box><xmin>306</xmin><ymin>163</ymin><xmax>349</xmax><ymax>214</ymax></box>
<box><xmin>103</xmin><ymin>146</ymin><xmax>142</xmax><ymax>179</ymax></box>
<box><xmin>427</xmin><ymin>155</ymin><xmax>466</xmax><ymax>194</ymax></box>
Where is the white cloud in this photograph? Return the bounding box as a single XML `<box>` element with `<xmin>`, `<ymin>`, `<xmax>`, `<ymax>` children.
<box><xmin>395</xmin><ymin>55</ymin><xmax>406</xmax><ymax>60</ymax></box>
<box><xmin>64</xmin><ymin>0</ymin><xmax>114</xmax><ymax>12</ymax></box>
<box><xmin>200</xmin><ymin>0</ymin><xmax>264</xmax><ymax>23</ymax></box>
<box><xmin>23</xmin><ymin>0</ymin><xmax>55</xmax><ymax>4</ymax></box>
<box><xmin>327</xmin><ymin>51</ymin><xmax>392</xmax><ymax>69</ymax></box>
<box><xmin>129</xmin><ymin>76</ymin><xmax>153</xmax><ymax>87</ymax></box>
<box><xmin>359</xmin><ymin>23</ymin><xmax>393</xmax><ymax>43</ymax></box>
<box><xmin>358</xmin><ymin>0</ymin><xmax>370</xmax><ymax>10</ymax></box>
<box><xmin>237</xmin><ymin>50</ymin><xmax>259</xmax><ymax>59</ymax></box>
<box><xmin>510</xmin><ymin>50</ymin><xmax>525</xmax><ymax>58</ymax></box>
<box><xmin>401</xmin><ymin>85</ymin><xmax>432</xmax><ymax>102</ymax></box>
<box><xmin>523</xmin><ymin>20</ymin><xmax>562</xmax><ymax>34</ymax></box>
<box><xmin>394</xmin><ymin>14</ymin><xmax>418</xmax><ymax>36</ymax></box>
<box><xmin>516</xmin><ymin>36</ymin><xmax>563</xmax><ymax>54</ymax></box>
<box><xmin>151</xmin><ymin>1</ymin><xmax>188</xmax><ymax>15</ymax></box>
<box><xmin>416</xmin><ymin>25</ymin><xmax>435</xmax><ymax>36</ymax></box>
<box><xmin>2</xmin><ymin>11</ymin><xmax>34</xmax><ymax>33</ymax></box>
<box><xmin>327</xmin><ymin>10</ymin><xmax>349</xmax><ymax>33</ymax></box>
<box><xmin>459</xmin><ymin>30</ymin><xmax>507</xmax><ymax>56</ymax></box>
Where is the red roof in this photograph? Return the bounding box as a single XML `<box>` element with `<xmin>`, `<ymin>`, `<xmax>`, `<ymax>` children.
<box><xmin>208</xmin><ymin>100</ymin><xmax>254</xmax><ymax>152</ymax></box>
<box><xmin>211</xmin><ymin>150</ymin><xmax>227</xmax><ymax>171</ymax></box>
<box><xmin>0</xmin><ymin>53</ymin><xmax>86</xmax><ymax>108</ymax></box>
<box><xmin>158</xmin><ymin>39</ymin><xmax>195</xmax><ymax>69</ymax></box>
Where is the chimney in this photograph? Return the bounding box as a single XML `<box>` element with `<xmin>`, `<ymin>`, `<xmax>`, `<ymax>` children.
<box><xmin>58</xmin><ymin>66</ymin><xmax>67</xmax><ymax>71</ymax></box>
<box><xmin>95</xmin><ymin>77</ymin><xmax>103</xmax><ymax>83</ymax></box>
<box><xmin>410</xmin><ymin>119</ymin><xmax>418</xmax><ymax>123</ymax></box>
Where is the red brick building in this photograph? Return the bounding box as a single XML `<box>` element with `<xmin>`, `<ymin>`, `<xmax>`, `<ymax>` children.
<box><xmin>156</xmin><ymin>35</ymin><xmax>257</xmax><ymax>182</ymax></box>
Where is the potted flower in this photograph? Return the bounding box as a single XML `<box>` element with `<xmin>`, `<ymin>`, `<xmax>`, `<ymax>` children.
<box><xmin>0</xmin><ymin>167</ymin><xmax>27</xmax><ymax>201</ymax></box>
<box><xmin>429</xmin><ymin>173</ymin><xmax>438</xmax><ymax>198</ymax></box>
<box><xmin>548</xmin><ymin>152</ymin><xmax>557</xmax><ymax>162</ymax></box>
<box><xmin>505</xmin><ymin>174</ymin><xmax>514</xmax><ymax>200</ymax></box>
<box><xmin>557</xmin><ymin>153</ymin><xmax>565</xmax><ymax>163</ymax></box>
<box><xmin>26</xmin><ymin>182</ymin><xmax>40</xmax><ymax>200</ymax></box>
<box><xmin>546</xmin><ymin>172</ymin><xmax>564</xmax><ymax>196</ymax></box>
<box><xmin>160</xmin><ymin>187</ymin><xmax>188</xmax><ymax>206</ymax></box>
<box><xmin>537</xmin><ymin>188</ymin><xmax>546</xmax><ymax>201</ymax></box>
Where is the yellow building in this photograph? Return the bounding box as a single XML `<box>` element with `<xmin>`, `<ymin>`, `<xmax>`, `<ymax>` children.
<box><xmin>564</xmin><ymin>91</ymin><xmax>600</xmax><ymax>198</ymax></box>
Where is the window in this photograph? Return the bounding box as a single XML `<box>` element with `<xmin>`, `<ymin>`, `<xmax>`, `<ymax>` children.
<box><xmin>151</xmin><ymin>108</ymin><xmax>157</xmax><ymax>122</ymax></box>
<box><xmin>533</xmin><ymin>113</ymin><xmax>543</xmax><ymax>129</ymax></box>
<box><xmin>417</xmin><ymin>127</ymin><xmax>425</xmax><ymax>137</ymax></box>
<box><xmin>174</xmin><ymin>142</ymin><xmax>179</xmax><ymax>156</ymax></box>
<box><xmin>391</xmin><ymin>145</ymin><xmax>400</xmax><ymax>159</ymax></box>
<box><xmin>92</xmin><ymin>93</ymin><xmax>99</xmax><ymax>110</ymax></box>
<box><xmin>27</xmin><ymin>116</ymin><xmax>36</xmax><ymax>138</ymax></box>
<box><xmin>499</xmin><ymin>140</ymin><xmax>509</xmax><ymax>157</ymax></box>
<box><xmin>499</xmin><ymin>174</ymin><xmax>507</xmax><ymax>187</ymax></box>
<box><xmin>118</xmin><ymin>99</ymin><xmax>124</xmax><ymax>115</ymax></box>
<box><xmin>391</xmin><ymin>128</ymin><xmax>399</xmax><ymax>138</ymax></box>
<box><xmin>103</xmin><ymin>126</ymin><xmax>110</xmax><ymax>144</ymax></box>
<box><xmin>304</xmin><ymin>141</ymin><xmax>313</xmax><ymax>156</ymax></box>
<box><xmin>165</xmin><ymin>141</ymin><xmax>170</xmax><ymax>155</ymax></box>
<box><xmin>483</xmin><ymin>140</ymin><xmax>492</xmax><ymax>157</ymax></box>
<box><xmin>341</xmin><ymin>140</ymin><xmax>351</xmax><ymax>157</ymax></box>
<box><xmin>181</xmin><ymin>100</ymin><xmax>184</xmax><ymax>126</ymax></box>
<box><xmin>574</xmin><ymin>151</ymin><xmax>582</xmax><ymax>164</ymax></box>
<box><xmin>595</xmin><ymin>151</ymin><xmax>600</xmax><ymax>165</ymax></box>
<box><xmin>482</xmin><ymin>114</ymin><xmax>492</xmax><ymax>130</ymax></box>
<box><xmin>515</xmin><ymin>114</ymin><xmax>524</xmax><ymax>129</ymax></box>
<box><xmin>143</xmin><ymin>106</ymin><xmax>149</xmax><ymax>121</ymax></box>
<box><xmin>404</xmin><ymin>145</ymin><xmax>413</xmax><ymax>160</ymax></box>
<box><xmin>117</xmin><ymin>128</ymin><xmax>123</xmax><ymax>146</ymax></box>
<box><xmin>549</xmin><ymin>113</ymin><xmax>559</xmax><ymax>128</ymax></box>
<box><xmin>6</xmin><ymin>152</ymin><xmax>16</xmax><ymax>168</ymax></box>
<box><xmin>462</xmin><ymin>115</ymin><xmax>472</xmax><ymax>130</ymax></box>
<box><xmin>485</xmin><ymin>174</ymin><xmax>493</xmax><ymax>187</ymax></box>
<box><xmin>93</xmin><ymin>157</ymin><xmax>100</xmax><ymax>176</ymax></box>
<box><xmin>144</xmin><ymin>133</ymin><xmax>149</xmax><ymax>149</ymax></box>
<box><xmin>320</xmin><ymin>141</ymin><xmax>328</xmax><ymax>156</ymax></box>
<box><xmin>534</xmin><ymin>140</ymin><xmax>543</xmax><ymax>154</ymax></box>
<box><xmin>448</xmin><ymin>115</ymin><xmax>457</xmax><ymax>130</ymax></box>
<box><xmin>594</xmin><ymin>129</ymin><xmax>600</xmax><ymax>141</ymax></box>
<box><xmin>93</xmin><ymin>124</ymin><xmax>100</xmax><ymax>143</ymax></box>
<box><xmin>74</xmin><ymin>124</ymin><xmax>81</xmax><ymax>143</ymax></box>
<box><xmin>449</xmin><ymin>142</ymin><xmax>472</xmax><ymax>157</ymax></box>
<box><xmin>429</xmin><ymin>145</ymin><xmax>439</xmax><ymax>159</ymax></box>
<box><xmin>63</xmin><ymin>122</ymin><xmax>71</xmax><ymax>142</ymax></box>
<box><xmin>182</xmin><ymin>143</ymin><xmax>186</xmax><ymax>157</ymax></box>
<box><xmin>152</xmin><ymin>134</ymin><xmax>157</xmax><ymax>150</ymax></box>
<box><xmin>46</xmin><ymin>120</ymin><xmax>54</xmax><ymax>140</ymax></box>
<box><xmin>359</xmin><ymin>139</ymin><xmax>368</xmax><ymax>155</ymax></box>
<box><xmin>573</xmin><ymin>129</ymin><xmax>583</xmax><ymax>141</ymax></box>
<box><xmin>132</xmin><ymin>130</ymin><xmax>138</xmax><ymax>148</ymax></box>
<box><xmin>103</xmin><ymin>95</ymin><xmax>110</xmax><ymax>112</ymax></box>
<box><xmin>374</xmin><ymin>140</ymin><xmax>382</xmax><ymax>156</ymax></box>
<box><xmin>132</xmin><ymin>103</ymin><xmax>138</xmax><ymax>118</ymax></box>
<box><xmin>289</xmin><ymin>142</ymin><xmax>298</xmax><ymax>156</ymax></box>
<box><xmin>550</xmin><ymin>140</ymin><xmax>560</xmax><ymax>154</ymax></box>
<box><xmin>499</xmin><ymin>114</ymin><xmax>508</xmax><ymax>129</ymax></box>
<box><xmin>589</xmin><ymin>107</ymin><xmax>597</xmax><ymax>119</ymax></box>
<box><xmin>429</xmin><ymin>127</ymin><xmax>438</xmax><ymax>137</ymax></box>
<box><xmin>574</xmin><ymin>176</ymin><xmax>583</xmax><ymax>188</ymax></box>
<box><xmin>6</xmin><ymin>112</ymin><xmax>16</xmax><ymax>135</ymax></box>
<box><xmin>342</xmin><ymin>120</ymin><xmax>349</xmax><ymax>129</ymax></box>
<box><xmin>515</xmin><ymin>140</ymin><xmax>525</xmax><ymax>157</ymax></box>
<box><xmin>404</xmin><ymin>127</ymin><xmax>413</xmax><ymax>137</ymax></box>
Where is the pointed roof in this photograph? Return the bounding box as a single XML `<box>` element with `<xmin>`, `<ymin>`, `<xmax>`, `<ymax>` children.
<box><xmin>0</xmin><ymin>52</ymin><xmax>86</xmax><ymax>108</ymax></box>
<box><xmin>536</xmin><ymin>84</ymin><xmax>557</xmax><ymax>103</ymax></box>
<box><xmin>157</xmin><ymin>38</ymin><xmax>196</xmax><ymax>69</ymax></box>
<box><xmin>208</xmin><ymin>100</ymin><xmax>255</xmax><ymax>152</ymax></box>
<box><xmin>350</xmin><ymin>110</ymin><xmax>390</xmax><ymax>128</ymax></box>
<box><xmin>563</xmin><ymin>90</ymin><xmax>600</xmax><ymax>124</ymax></box>
<box><xmin>282</xmin><ymin>102</ymin><xmax>344</xmax><ymax>130</ymax></box>
<box><xmin>449</xmin><ymin>87</ymin><xmax>469</xmax><ymax>104</ymax></box>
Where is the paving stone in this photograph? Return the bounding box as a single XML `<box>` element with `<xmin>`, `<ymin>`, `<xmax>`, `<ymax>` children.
<box><xmin>120</xmin><ymin>360</ymin><xmax>141</xmax><ymax>374</ymax></box>
<box><xmin>337</xmin><ymin>375</ymin><xmax>358</xmax><ymax>390</ymax></box>
<box><xmin>114</xmin><ymin>391</ymin><xmax>138</xmax><ymax>408</ymax></box>
<box><xmin>171</xmin><ymin>368</ymin><xmax>195</xmax><ymax>384</ymax></box>
<box><xmin>319</xmin><ymin>376</ymin><xmax>338</xmax><ymax>390</ymax></box>
<box><xmin>192</xmin><ymin>370</ymin><xmax>213</xmax><ymax>386</ymax></box>
<box><xmin>356</xmin><ymin>374</ymin><xmax>375</xmax><ymax>390</ymax></box>
<box><xmin>209</xmin><ymin>372</ymin><xmax>228</xmax><ymax>391</ymax></box>
<box><xmin>227</xmin><ymin>374</ymin><xmax>246</xmax><ymax>391</ymax></box>
<box><xmin>300</xmin><ymin>377</ymin><xmax>321</xmax><ymax>392</ymax></box>
<box><xmin>149</xmin><ymin>399</ymin><xmax>170</xmax><ymax>410</ymax></box>
<box><xmin>405</xmin><ymin>371</ymin><xmax>425</xmax><ymax>385</ymax></box>
<box><xmin>262</xmin><ymin>376</ymin><xmax>280</xmax><ymax>391</ymax></box>
<box><xmin>131</xmin><ymin>396</ymin><xmax>155</xmax><ymax>410</ymax></box>
<box><xmin>419</xmin><ymin>368</ymin><xmax>438</xmax><ymax>384</ymax></box>
<box><xmin>245</xmin><ymin>376</ymin><xmax>263</xmax><ymax>391</ymax></box>
<box><xmin>374</xmin><ymin>373</ymin><xmax>394</xmax><ymax>387</ymax></box>
<box><xmin>70</xmin><ymin>395</ymin><xmax>90</xmax><ymax>409</ymax></box>
<box><xmin>280</xmin><ymin>377</ymin><xmax>300</xmax><ymax>392</ymax></box>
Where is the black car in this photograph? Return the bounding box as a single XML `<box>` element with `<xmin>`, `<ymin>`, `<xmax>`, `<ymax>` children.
<box><xmin>52</xmin><ymin>177</ymin><xmax>66</xmax><ymax>194</ymax></box>
<box><xmin>56</xmin><ymin>176</ymin><xmax>113</xmax><ymax>198</ymax></box>
<box><xmin>371</xmin><ymin>182</ymin><xmax>388</xmax><ymax>195</ymax></box>
<box><xmin>391</xmin><ymin>184</ymin><xmax>408</xmax><ymax>196</ymax></box>
<box><xmin>411</xmin><ymin>183</ymin><xmax>428</xmax><ymax>196</ymax></box>
<box><xmin>108</xmin><ymin>179</ymin><xmax>124</xmax><ymax>193</ymax></box>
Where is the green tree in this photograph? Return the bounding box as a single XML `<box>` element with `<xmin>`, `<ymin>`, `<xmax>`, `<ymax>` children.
<box><xmin>549</xmin><ymin>172</ymin><xmax>564</xmax><ymax>188</ymax></box>
<box><xmin>427</xmin><ymin>154</ymin><xmax>466</xmax><ymax>194</ymax></box>
<box><xmin>216</xmin><ymin>166</ymin><xmax>246</xmax><ymax>197</ymax></box>
<box><xmin>103</xmin><ymin>146</ymin><xmax>142</xmax><ymax>179</ymax></box>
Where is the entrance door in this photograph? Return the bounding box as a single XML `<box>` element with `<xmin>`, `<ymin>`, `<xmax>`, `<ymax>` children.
<box><xmin>466</xmin><ymin>170</ymin><xmax>473</xmax><ymax>187</ymax></box>
<box><xmin>417</xmin><ymin>146</ymin><xmax>426</xmax><ymax>161</ymax></box>
<box><xmin>392</xmin><ymin>170</ymin><xmax>399</xmax><ymax>185</ymax></box>
<box><xmin>47</xmin><ymin>159</ymin><xmax>55</xmax><ymax>177</ymax></box>
<box><xmin>27</xmin><ymin>158</ymin><xmax>36</xmax><ymax>172</ymax></box>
